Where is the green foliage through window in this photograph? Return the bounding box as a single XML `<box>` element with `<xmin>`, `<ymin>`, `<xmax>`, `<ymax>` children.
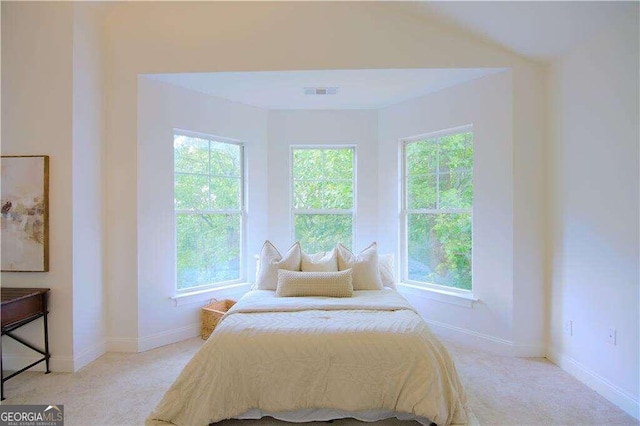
<box><xmin>292</xmin><ymin>148</ymin><xmax>354</xmax><ymax>252</ymax></box>
<box><xmin>294</xmin><ymin>214</ymin><xmax>353</xmax><ymax>253</ymax></box>
<box><xmin>404</xmin><ymin>130</ymin><xmax>473</xmax><ymax>291</ymax></box>
<box><xmin>174</xmin><ymin>133</ymin><xmax>243</xmax><ymax>290</ymax></box>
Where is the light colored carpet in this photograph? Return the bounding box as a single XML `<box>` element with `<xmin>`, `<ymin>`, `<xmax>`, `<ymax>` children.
<box><xmin>1</xmin><ymin>334</ymin><xmax>637</xmax><ymax>426</ymax></box>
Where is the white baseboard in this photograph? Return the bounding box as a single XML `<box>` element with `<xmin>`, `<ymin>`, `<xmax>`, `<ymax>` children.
<box><xmin>404</xmin><ymin>291</ymin><xmax>544</xmax><ymax>357</ymax></box>
<box><xmin>73</xmin><ymin>340</ymin><xmax>107</xmax><ymax>371</ymax></box>
<box><xmin>106</xmin><ymin>337</ymin><xmax>138</xmax><ymax>353</ymax></box>
<box><xmin>2</xmin><ymin>354</ymin><xmax>74</xmax><ymax>373</ymax></box>
<box><xmin>547</xmin><ymin>348</ymin><xmax>639</xmax><ymax>420</ymax></box>
<box><xmin>424</xmin><ymin>318</ymin><xmax>514</xmax><ymax>355</ymax></box>
<box><xmin>1</xmin><ymin>341</ymin><xmax>106</xmax><ymax>373</ymax></box>
<box><xmin>137</xmin><ymin>323</ymin><xmax>200</xmax><ymax>352</ymax></box>
<box><xmin>106</xmin><ymin>323</ymin><xmax>200</xmax><ymax>353</ymax></box>
<box><xmin>511</xmin><ymin>343</ymin><xmax>547</xmax><ymax>358</ymax></box>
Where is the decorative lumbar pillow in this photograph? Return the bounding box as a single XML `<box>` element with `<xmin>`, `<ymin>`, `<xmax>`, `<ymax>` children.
<box><xmin>379</xmin><ymin>253</ymin><xmax>396</xmax><ymax>289</ymax></box>
<box><xmin>276</xmin><ymin>269</ymin><xmax>353</xmax><ymax>298</ymax></box>
<box><xmin>255</xmin><ymin>241</ymin><xmax>301</xmax><ymax>290</ymax></box>
<box><xmin>301</xmin><ymin>248</ymin><xmax>338</xmax><ymax>272</ymax></box>
<box><xmin>336</xmin><ymin>242</ymin><xmax>384</xmax><ymax>291</ymax></box>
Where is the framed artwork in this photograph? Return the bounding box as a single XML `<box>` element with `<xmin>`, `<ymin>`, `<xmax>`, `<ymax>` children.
<box><xmin>1</xmin><ymin>155</ymin><xmax>50</xmax><ymax>272</ymax></box>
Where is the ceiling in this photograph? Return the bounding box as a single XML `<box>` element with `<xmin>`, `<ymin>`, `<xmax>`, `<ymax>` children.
<box><xmin>143</xmin><ymin>2</ymin><xmax>635</xmax><ymax>110</ymax></box>
<box><xmin>145</xmin><ymin>68</ymin><xmax>504</xmax><ymax>110</ymax></box>
<box><xmin>412</xmin><ymin>1</ymin><xmax>637</xmax><ymax>61</ymax></box>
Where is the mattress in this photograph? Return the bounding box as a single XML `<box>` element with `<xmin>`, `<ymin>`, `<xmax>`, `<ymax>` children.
<box><xmin>146</xmin><ymin>289</ymin><xmax>471</xmax><ymax>426</ymax></box>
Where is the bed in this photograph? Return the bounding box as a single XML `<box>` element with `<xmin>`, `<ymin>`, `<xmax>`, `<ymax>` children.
<box><xmin>146</xmin><ymin>289</ymin><xmax>473</xmax><ymax>426</ymax></box>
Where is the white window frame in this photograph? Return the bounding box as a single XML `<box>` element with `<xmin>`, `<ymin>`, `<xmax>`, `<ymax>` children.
<box><xmin>173</xmin><ymin>129</ymin><xmax>247</xmax><ymax>294</ymax></box>
<box><xmin>290</xmin><ymin>145</ymin><xmax>356</xmax><ymax>249</ymax></box>
<box><xmin>400</xmin><ymin>125</ymin><xmax>473</xmax><ymax>295</ymax></box>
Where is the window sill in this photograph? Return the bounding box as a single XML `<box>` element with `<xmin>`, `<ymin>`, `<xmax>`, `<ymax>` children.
<box><xmin>171</xmin><ymin>282</ymin><xmax>252</xmax><ymax>307</ymax></box>
<box><xmin>396</xmin><ymin>282</ymin><xmax>478</xmax><ymax>308</ymax></box>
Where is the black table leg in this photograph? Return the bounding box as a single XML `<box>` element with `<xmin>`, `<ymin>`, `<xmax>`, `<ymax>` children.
<box><xmin>43</xmin><ymin>294</ymin><xmax>50</xmax><ymax>374</ymax></box>
<box><xmin>1</xmin><ymin>288</ymin><xmax>52</xmax><ymax>399</ymax></box>
<box><xmin>1</xmin><ymin>332</ymin><xmax>4</xmax><ymax>400</ymax></box>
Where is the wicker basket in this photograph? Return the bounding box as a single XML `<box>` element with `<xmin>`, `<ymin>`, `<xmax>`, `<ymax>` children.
<box><xmin>201</xmin><ymin>299</ymin><xmax>236</xmax><ymax>340</ymax></box>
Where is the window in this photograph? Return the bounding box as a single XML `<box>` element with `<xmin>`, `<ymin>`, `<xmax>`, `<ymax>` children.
<box><xmin>174</xmin><ymin>131</ymin><xmax>244</xmax><ymax>292</ymax></box>
<box><xmin>402</xmin><ymin>127</ymin><xmax>473</xmax><ymax>291</ymax></box>
<box><xmin>291</xmin><ymin>147</ymin><xmax>355</xmax><ymax>253</ymax></box>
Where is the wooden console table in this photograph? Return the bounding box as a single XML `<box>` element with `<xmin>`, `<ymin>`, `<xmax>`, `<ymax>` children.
<box><xmin>1</xmin><ymin>287</ymin><xmax>51</xmax><ymax>400</ymax></box>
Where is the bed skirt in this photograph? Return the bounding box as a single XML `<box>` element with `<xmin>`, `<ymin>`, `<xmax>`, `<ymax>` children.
<box><xmin>236</xmin><ymin>408</ymin><xmax>479</xmax><ymax>425</ymax></box>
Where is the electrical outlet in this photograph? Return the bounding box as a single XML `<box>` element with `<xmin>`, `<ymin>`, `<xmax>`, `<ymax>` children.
<box><xmin>564</xmin><ymin>320</ymin><xmax>573</xmax><ymax>336</ymax></box>
<box><xmin>607</xmin><ymin>328</ymin><xmax>616</xmax><ymax>345</ymax></box>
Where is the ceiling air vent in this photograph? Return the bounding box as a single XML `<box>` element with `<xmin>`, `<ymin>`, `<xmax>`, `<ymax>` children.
<box><xmin>304</xmin><ymin>87</ymin><xmax>338</xmax><ymax>95</ymax></box>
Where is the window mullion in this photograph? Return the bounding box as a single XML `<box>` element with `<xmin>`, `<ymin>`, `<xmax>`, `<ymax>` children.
<box><xmin>293</xmin><ymin>209</ymin><xmax>353</xmax><ymax>215</ymax></box>
<box><xmin>176</xmin><ymin>171</ymin><xmax>240</xmax><ymax>179</ymax></box>
<box><xmin>176</xmin><ymin>209</ymin><xmax>243</xmax><ymax>215</ymax></box>
<box><xmin>293</xmin><ymin>178</ymin><xmax>352</xmax><ymax>183</ymax></box>
<box><xmin>208</xmin><ymin>139</ymin><xmax>213</xmax><ymax>210</ymax></box>
<box><xmin>406</xmin><ymin>208</ymin><xmax>471</xmax><ymax>215</ymax></box>
<box><xmin>436</xmin><ymin>137</ymin><xmax>440</xmax><ymax>210</ymax></box>
<box><xmin>321</xmin><ymin>150</ymin><xmax>326</xmax><ymax>209</ymax></box>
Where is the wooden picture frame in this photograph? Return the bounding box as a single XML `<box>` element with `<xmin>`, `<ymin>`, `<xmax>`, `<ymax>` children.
<box><xmin>1</xmin><ymin>155</ymin><xmax>50</xmax><ymax>272</ymax></box>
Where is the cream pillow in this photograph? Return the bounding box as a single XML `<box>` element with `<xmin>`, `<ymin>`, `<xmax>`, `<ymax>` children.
<box><xmin>255</xmin><ymin>241</ymin><xmax>301</xmax><ymax>290</ymax></box>
<box><xmin>301</xmin><ymin>248</ymin><xmax>338</xmax><ymax>272</ymax></box>
<box><xmin>379</xmin><ymin>253</ymin><xmax>396</xmax><ymax>289</ymax></box>
<box><xmin>336</xmin><ymin>242</ymin><xmax>384</xmax><ymax>291</ymax></box>
<box><xmin>276</xmin><ymin>269</ymin><xmax>353</xmax><ymax>297</ymax></box>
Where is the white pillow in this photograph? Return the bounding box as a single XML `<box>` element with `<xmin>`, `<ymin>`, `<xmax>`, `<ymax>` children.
<box><xmin>301</xmin><ymin>248</ymin><xmax>338</xmax><ymax>272</ymax></box>
<box><xmin>276</xmin><ymin>269</ymin><xmax>353</xmax><ymax>298</ymax></box>
<box><xmin>255</xmin><ymin>241</ymin><xmax>301</xmax><ymax>290</ymax></box>
<box><xmin>378</xmin><ymin>253</ymin><xmax>396</xmax><ymax>289</ymax></box>
<box><xmin>336</xmin><ymin>242</ymin><xmax>384</xmax><ymax>291</ymax></box>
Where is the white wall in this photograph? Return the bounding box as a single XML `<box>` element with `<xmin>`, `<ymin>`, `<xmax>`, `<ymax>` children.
<box><xmin>1</xmin><ymin>2</ymin><xmax>76</xmax><ymax>371</ymax></box>
<box><xmin>267</xmin><ymin>110</ymin><xmax>378</xmax><ymax>251</ymax></box>
<box><xmin>104</xmin><ymin>1</ymin><xmax>544</xmax><ymax>354</ymax></box>
<box><xmin>136</xmin><ymin>78</ymin><xmax>268</xmax><ymax>350</ymax></box>
<box><xmin>137</xmin><ymin>89</ymin><xmax>378</xmax><ymax>348</ymax></box>
<box><xmin>378</xmin><ymin>71</ymin><xmax>516</xmax><ymax>348</ymax></box>
<box><xmin>71</xmin><ymin>2</ymin><xmax>107</xmax><ymax>370</ymax></box>
<box><xmin>1</xmin><ymin>2</ymin><xmax>108</xmax><ymax>373</ymax></box>
<box><xmin>2</xmin><ymin>0</ymin><xmax>547</xmax><ymax>373</ymax></box>
<box><xmin>137</xmin><ymin>77</ymin><xmax>534</xmax><ymax>356</ymax></box>
<box><xmin>547</xmin><ymin>12</ymin><xmax>639</xmax><ymax>418</ymax></box>
<box><xmin>511</xmin><ymin>64</ymin><xmax>547</xmax><ymax>356</ymax></box>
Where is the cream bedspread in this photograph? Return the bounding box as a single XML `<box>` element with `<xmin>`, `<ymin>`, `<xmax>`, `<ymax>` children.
<box><xmin>146</xmin><ymin>290</ymin><xmax>470</xmax><ymax>426</ymax></box>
